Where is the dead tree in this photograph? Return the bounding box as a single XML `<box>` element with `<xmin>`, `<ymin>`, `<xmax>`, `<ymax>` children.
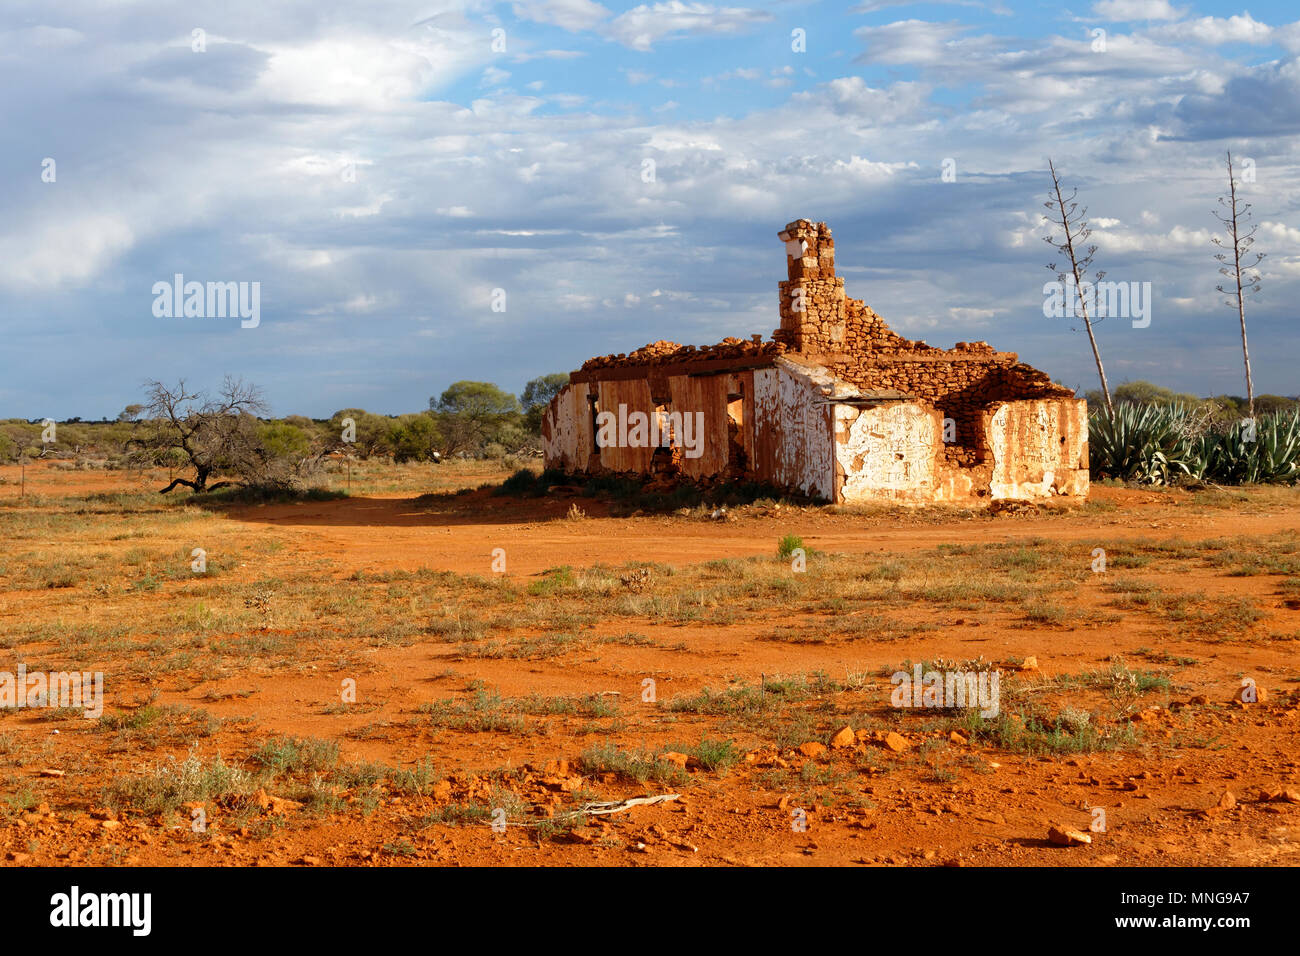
<box><xmin>1044</xmin><ymin>158</ymin><xmax>1114</xmax><ymax>415</ymax></box>
<box><xmin>141</xmin><ymin>378</ymin><xmax>268</xmax><ymax>493</ymax></box>
<box><xmin>1212</xmin><ymin>150</ymin><xmax>1265</xmax><ymax>419</ymax></box>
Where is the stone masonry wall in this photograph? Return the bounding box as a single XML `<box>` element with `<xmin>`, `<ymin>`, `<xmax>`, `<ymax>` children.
<box><xmin>773</xmin><ymin>218</ymin><xmax>1075</xmax><ymax>464</ymax></box>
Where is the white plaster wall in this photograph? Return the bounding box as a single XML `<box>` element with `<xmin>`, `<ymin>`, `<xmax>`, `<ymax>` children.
<box><xmin>986</xmin><ymin>399</ymin><xmax>1089</xmax><ymax>498</ymax></box>
<box><xmin>753</xmin><ymin>364</ymin><xmax>837</xmax><ymax>500</ymax></box>
<box><xmin>835</xmin><ymin>402</ymin><xmax>941</xmax><ymax>502</ymax></box>
<box><xmin>542</xmin><ymin>382</ymin><xmax>590</xmax><ymax>472</ymax></box>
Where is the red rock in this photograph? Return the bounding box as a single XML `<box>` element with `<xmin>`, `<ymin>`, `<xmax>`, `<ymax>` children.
<box><xmin>1235</xmin><ymin>683</ymin><xmax>1266</xmax><ymax>704</ymax></box>
<box><xmin>883</xmin><ymin>732</ymin><xmax>910</xmax><ymax>753</ymax></box>
<box><xmin>1047</xmin><ymin>826</ymin><xmax>1091</xmax><ymax>846</ymax></box>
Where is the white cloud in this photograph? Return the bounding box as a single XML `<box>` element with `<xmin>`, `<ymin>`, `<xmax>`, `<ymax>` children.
<box><xmin>1151</xmin><ymin>14</ymin><xmax>1272</xmax><ymax>46</ymax></box>
<box><xmin>605</xmin><ymin>2</ymin><xmax>772</xmax><ymax>52</ymax></box>
<box><xmin>256</xmin><ymin>37</ymin><xmax>441</xmax><ymax>109</ymax></box>
<box><xmin>511</xmin><ymin>0</ymin><xmax>611</xmax><ymax>32</ymax></box>
<box><xmin>949</xmin><ymin>307</ymin><xmax>998</xmax><ymax>321</ymax></box>
<box><xmin>853</xmin><ymin>20</ymin><xmax>978</xmax><ymax>66</ymax></box>
<box><xmin>0</xmin><ymin>214</ymin><xmax>134</xmax><ymax>290</ymax></box>
<box><xmin>1259</xmin><ymin>221</ymin><xmax>1300</xmax><ymax>244</ymax></box>
<box><xmin>1093</xmin><ymin>224</ymin><xmax>1213</xmax><ymax>254</ymax></box>
<box><xmin>1091</xmin><ymin>0</ymin><xmax>1182</xmax><ymax>21</ymax></box>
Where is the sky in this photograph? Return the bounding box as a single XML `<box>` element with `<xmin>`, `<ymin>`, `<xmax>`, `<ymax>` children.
<box><xmin>1</xmin><ymin>0</ymin><xmax>1297</xmax><ymax>419</ymax></box>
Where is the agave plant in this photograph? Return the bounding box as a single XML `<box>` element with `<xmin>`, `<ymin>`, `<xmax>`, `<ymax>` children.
<box><xmin>1204</xmin><ymin>411</ymin><xmax>1300</xmax><ymax>484</ymax></box>
<box><xmin>1089</xmin><ymin>403</ymin><xmax>1300</xmax><ymax>485</ymax></box>
<box><xmin>1088</xmin><ymin>403</ymin><xmax>1198</xmax><ymax>484</ymax></box>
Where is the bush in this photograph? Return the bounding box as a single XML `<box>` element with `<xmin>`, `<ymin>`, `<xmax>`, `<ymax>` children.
<box><xmin>777</xmin><ymin>534</ymin><xmax>804</xmax><ymax>559</ymax></box>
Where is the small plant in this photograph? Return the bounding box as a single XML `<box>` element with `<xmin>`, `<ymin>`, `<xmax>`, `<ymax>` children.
<box><xmin>682</xmin><ymin>736</ymin><xmax>741</xmax><ymax>774</ymax></box>
<box><xmin>777</xmin><ymin>534</ymin><xmax>804</xmax><ymax>559</ymax></box>
<box><xmin>576</xmin><ymin>743</ymin><xmax>687</xmax><ymax>786</ymax></box>
<box><xmin>106</xmin><ymin>752</ymin><xmax>254</xmax><ymax>815</ymax></box>
<box><xmin>252</xmin><ymin>736</ymin><xmax>339</xmax><ymax>775</ymax></box>
<box><xmin>382</xmin><ymin>839</ymin><xmax>418</xmax><ymax>857</ymax></box>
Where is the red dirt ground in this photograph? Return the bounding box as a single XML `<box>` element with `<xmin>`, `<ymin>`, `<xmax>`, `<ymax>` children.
<box><xmin>2</xmin><ymin>462</ymin><xmax>1298</xmax><ymax>867</ymax></box>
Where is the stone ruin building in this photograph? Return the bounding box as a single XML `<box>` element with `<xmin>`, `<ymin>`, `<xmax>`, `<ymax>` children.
<box><xmin>541</xmin><ymin>219</ymin><xmax>1088</xmax><ymax>504</ymax></box>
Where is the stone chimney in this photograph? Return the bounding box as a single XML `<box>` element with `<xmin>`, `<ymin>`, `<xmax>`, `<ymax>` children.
<box><xmin>773</xmin><ymin>219</ymin><xmax>846</xmax><ymax>355</ymax></box>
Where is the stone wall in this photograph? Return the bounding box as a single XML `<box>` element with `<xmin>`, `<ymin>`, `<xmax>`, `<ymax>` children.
<box><xmin>772</xmin><ymin>218</ymin><xmax>1075</xmax><ymax>465</ymax></box>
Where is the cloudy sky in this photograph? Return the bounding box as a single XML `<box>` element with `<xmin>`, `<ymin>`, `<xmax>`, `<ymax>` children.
<box><xmin>2</xmin><ymin>0</ymin><xmax>1297</xmax><ymax>418</ymax></box>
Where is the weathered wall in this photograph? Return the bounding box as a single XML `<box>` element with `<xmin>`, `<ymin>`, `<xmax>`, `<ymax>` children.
<box><xmin>541</xmin><ymin>381</ymin><xmax>593</xmax><ymax>473</ymax></box>
<box><xmin>752</xmin><ymin>361</ymin><xmax>836</xmax><ymax>500</ymax></box>
<box><xmin>984</xmin><ymin>398</ymin><xmax>1089</xmax><ymax>499</ymax></box>
<box><xmin>664</xmin><ymin>373</ymin><xmax>730</xmax><ymax>479</ymax></box>
<box><xmin>833</xmin><ymin>402</ymin><xmax>941</xmax><ymax>503</ymax></box>
<box><xmin>595</xmin><ymin>378</ymin><xmax>657</xmax><ymax>474</ymax></box>
<box><xmin>543</xmin><ymin>372</ymin><xmax>749</xmax><ymax>481</ymax></box>
<box><xmin>770</xmin><ymin>218</ymin><xmax>1076</xmax><ymax>468</ymax></box>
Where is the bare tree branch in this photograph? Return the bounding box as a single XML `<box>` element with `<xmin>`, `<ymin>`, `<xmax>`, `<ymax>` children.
<box><xmin>1211</xmin><ymin>151</ymin><xmax>1265</xmax><ymax>418</ymax></box>
<box><xmin>1043</xmin><ymin>158</ymin><xmax>1114</xmax><ymax>415</ymax></box>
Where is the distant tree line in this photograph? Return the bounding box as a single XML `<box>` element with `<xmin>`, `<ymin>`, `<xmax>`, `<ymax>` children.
<box><xmin>1082</xmin><ymin>381</ymin><xmax>1298</xmax><ymax>420</ymax></box>
<box><xmin>0</xmin><ymin>373</ymin><xmax>571</xmax><ymax>493</ymax></box>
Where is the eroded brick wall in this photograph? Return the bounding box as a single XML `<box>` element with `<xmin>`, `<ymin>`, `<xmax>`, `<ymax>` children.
<box><xmin>773</xmin><ymin>218</ymin><xmax>1075</xmax><ymax>463</ymax></box>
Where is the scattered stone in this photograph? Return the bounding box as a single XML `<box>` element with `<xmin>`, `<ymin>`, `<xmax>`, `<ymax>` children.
<box><xmin>1047</xmin><ymin>826</ymin><xmax>1091</xmax><ymax>846</ymax></box>
<box><xmin>1020</xmin><ymin>656</ymin><xmax>1039</xmax><ymax>672</ymax></box>
<box><xmin>883</xmin><ymin>732</ymin><xmax>910</xmax><ymax>753</ymax></box>
<box><xmin>1261</xmin><ymin>788</ymin><xmax>1300</xmax><ymax>804</ymax></box>
<box><xmin>798</xmin><ymin>742</ymin><xmax>828</xmax><ymax>758</ymax></box>
<box><xmin>255</xmin><ymin>789</ymin><xmax>304</xmax><ymax>816</ymax></box>
<box><xmin>949</xmin><ymin>731</ymin><xmax>968</xmax><ymax>745</ymax></box>
<box><xmin>830</xmin><ymin>726</ymin><xmax>855</xmax><ymax>749</ymax></box>
<box><xmin>38</xmin><ymin>768</ymin><xmax>64</xmax><ymax>778</ymax></box>
<box><xmin>1234</xmin><ymin>684</ymin><xmax>1267</xmax><ymax>704</ymax></box>
<box><xmin>659</xmin><ymin>751</ymin><xmax>689</xmax><ymax>770</ymax></box>
<box><xmin>1200</xmin><ymin>790</ymin><xmax>1237</xmax><ymax>818</ymax></box>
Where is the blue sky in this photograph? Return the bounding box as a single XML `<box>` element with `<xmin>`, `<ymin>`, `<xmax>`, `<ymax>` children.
<box><xmin>1</xmin><ymin>0</ymin><xmax>1297</xmax><ymax>418</ymax></box>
